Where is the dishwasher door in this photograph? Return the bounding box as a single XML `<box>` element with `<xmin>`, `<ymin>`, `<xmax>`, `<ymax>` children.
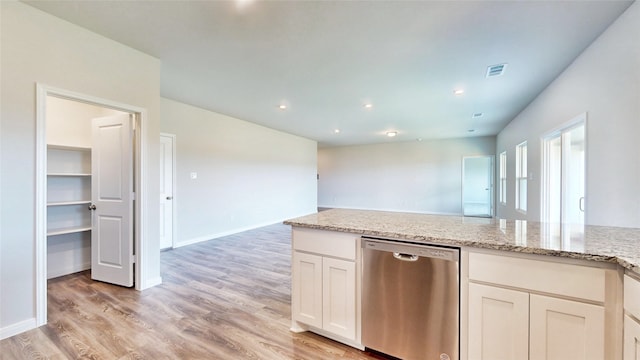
<box><xmin>362</xmin><ymin>238</ymin><xmax>459</xmax><ymax>360</ymax></box>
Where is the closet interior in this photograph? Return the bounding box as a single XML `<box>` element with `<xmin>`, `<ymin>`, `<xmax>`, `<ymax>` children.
<box><xmin>46</xmin><ymin>96</ymin><xmax>126</xmax><ymax>278</ymax></box>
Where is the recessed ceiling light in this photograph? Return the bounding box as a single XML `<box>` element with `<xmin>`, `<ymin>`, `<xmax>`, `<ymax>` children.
<box><xmin>387</xmin><ymin>131</ymin><xmax>398</xmax><ymax>137</ymax></box>
<box><xmin>278</xmin><ymin>104</ymin><xmax>287</xmax><ymax>110</ymax></box>
<box><xmin>334</xmin><ymin>129</ymin><xmax>340</xmax><ymax>134</ymax></box>
<box><xmin>453</xmin><ymin>89</ymin><xmax>464</xmax><ymax>96</ymax></box>
<box><xmin>363</xmin><ymin>103</ymin><xmax>373</xmax><ymax>109</ymax></box>
<box><xmin>236</xmin><ymin>0</ymin><xmax>255</xmax><ymax>10</ymax></box>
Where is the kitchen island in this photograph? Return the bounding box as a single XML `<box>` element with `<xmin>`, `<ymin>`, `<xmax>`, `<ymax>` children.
<box><xmin>284</xmin><ymin>208</ymin><xmax>640</xmax><ymax>360</ymax></box>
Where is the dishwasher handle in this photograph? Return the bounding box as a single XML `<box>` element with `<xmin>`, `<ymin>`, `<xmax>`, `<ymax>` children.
<box><xmin>363</xmin><ymin>238</ymin><xmax>459</xmax><ymax>262</ymax></box>
<box><xmin>393</xmin><ymin>252</ymin><xmax>419</xmax><ymax>262</ymax></box>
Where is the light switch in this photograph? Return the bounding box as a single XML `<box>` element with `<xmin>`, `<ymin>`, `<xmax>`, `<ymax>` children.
<box><xmin>190</xmin><ymin>172</ymin><xmax>197</xmax><ymax>180</ymax></box>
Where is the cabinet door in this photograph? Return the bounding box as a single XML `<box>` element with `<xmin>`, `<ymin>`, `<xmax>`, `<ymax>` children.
<box><xmin>292</xmin><ymin>252</ymin><xmax>323</xmax><ymax>328</ymax></box>
<box><xmin>530</xmin><ymin>294</ymin><xmax>604</xmax><ymax>360</ymax></box>
<box><xmin>322</xmin><ymin>257</ymin><xmax>356</xmax><ymax>340</ymax></box>
<box><xmin>625</xmin><ymin>315</ymin><xmax>640</xmax><ymax>360</ymax></box>
<box><xmin>468</xmin><ymin>283</ymin><xmax>529</xmax><ymax>360</ymax></box>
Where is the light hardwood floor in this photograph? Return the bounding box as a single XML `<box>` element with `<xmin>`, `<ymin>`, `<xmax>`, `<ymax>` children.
<box><xmin>1</xmin><ymin>223</ymin><xmax>385</xmax><ymax>360</ymax></box>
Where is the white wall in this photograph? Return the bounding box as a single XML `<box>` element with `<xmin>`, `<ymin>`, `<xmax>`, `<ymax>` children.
<box><xmin>496</xmin><ymin>1</ymin><xmax>640</xmax><ymax>228</ymax></box>
<box><xmin>160</xmin><ymin>98</ymin><xmax>317</xmax><ymax>246</ymax></box>
<box><xmin>47</xmin><ymin>96</ymin><xmax>125</xmax><ymax>147</ymax></box>
<box><xmin>1</xmin><ymin>1</ymin><xmax>162</xmax><ymax>338</ymax></box>
<box><xmin>318</xmin><ymin>137</ymin><xmax>496</xmax><ymax>215</ymax></box>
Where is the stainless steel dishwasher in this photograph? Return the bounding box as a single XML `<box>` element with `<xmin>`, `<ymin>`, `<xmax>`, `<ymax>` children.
<box><xmin>362</xmin><ymin>238</ymin><xmax>460</xmax><ymax>360</ymax></box>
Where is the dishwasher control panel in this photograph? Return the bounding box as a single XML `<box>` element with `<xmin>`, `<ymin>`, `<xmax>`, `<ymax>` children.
<box><xmin>363</xmin><ymin>238</ymin><xmax>459</xmax><ymax>262</ymax></box>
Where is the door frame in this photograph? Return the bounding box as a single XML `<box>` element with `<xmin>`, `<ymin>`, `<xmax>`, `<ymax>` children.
<box><xmin>461</xmin><ymin>155</ymin><xmax>495</xmax><ymax>217</ymax></box>
<box><xmin>159</xmin><ymin>132</ymin><xmax>176</xmax><ymax>249</ymax></box>
<box><xmin>35</xmin><ymin>84</ymin><xmax>147</xmax><ymax>326</ymax></box>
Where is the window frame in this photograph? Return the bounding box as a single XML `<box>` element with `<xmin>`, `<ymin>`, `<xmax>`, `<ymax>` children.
<box><xmin>515</xmin><ymin>141</ymin><xmax>528</xmax><ymax>213</ymax></box>
<box><xmin>499</xmin><ymin>151</ymin><xmax>507</xmax><ymax>205</ymax></box>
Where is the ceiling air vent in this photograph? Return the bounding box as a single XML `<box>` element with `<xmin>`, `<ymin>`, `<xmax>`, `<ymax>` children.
<box><xmin>486</xmin><ymin>63</ymin><xmax>507</xmax><ymax>78</ymax></box>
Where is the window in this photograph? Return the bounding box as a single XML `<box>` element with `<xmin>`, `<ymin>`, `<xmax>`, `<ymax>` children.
<box><xmin>499</xmin><ymin>151</ymin><xmax>507</xmax><ymax>205</ymax></box>
<box><xmin>515</xmin><ymin>141</ymin><xmax>527</xmax><ymax>213</ymax></box>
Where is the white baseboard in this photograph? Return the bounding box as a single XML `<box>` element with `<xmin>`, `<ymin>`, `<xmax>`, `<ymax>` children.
<box><xmin>1</xmin><ymin>318</ymin><xmax>37</xmax><ymax>340</ymax></box>
<box><xmin>139</xmin><ymin>276</ymin><xmax>162</xmax><ymax>290</ymax></box>
<box><xmin>174</xmin><ymin>219</ymin><xmax>291</xmax><ymax>248</ymax></box>
<box><xmin>48</xmin><ymin>262</ymin><xmax>91</xmax><ymax>279</ymax></box>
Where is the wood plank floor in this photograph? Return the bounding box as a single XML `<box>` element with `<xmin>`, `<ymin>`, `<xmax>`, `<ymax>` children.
<box><xmin>1</xmin><ymin>223</ymin><xmax>386</xmax><ymax>360</ymax></box>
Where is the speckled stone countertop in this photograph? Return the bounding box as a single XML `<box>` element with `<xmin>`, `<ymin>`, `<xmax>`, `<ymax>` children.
<box><xmin>284</xmin><ymin>208</ymin><xmax>640</xmax><ymax>275</ymax></box>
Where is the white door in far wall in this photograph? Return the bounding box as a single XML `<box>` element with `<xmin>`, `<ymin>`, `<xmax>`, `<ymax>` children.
<box><xmin>160</xmin><ymin>134</ymin><xmax>175</xmax><ymax>249</ymax></box>
<box><xmin>90</xmin><ymin>114</ymin><xmax>134</xmax><ymax>287</ymax></box>
<box><xmin>462</xmin><ymin>155</ymin><xmax>494</xmax><ymax>217</ymax></box>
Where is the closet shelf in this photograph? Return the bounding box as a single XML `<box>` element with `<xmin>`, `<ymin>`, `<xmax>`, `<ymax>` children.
<box><xmin>47</xmin><ymin>144</ymin><xmax>91</xmax><ymax>152</ymax></box>
<box><xmin>47</xmin><ymin>226</ymin><xmax>92</xmax><ymax>237</ymax></box>
<box><xmin>47</xmin><ymin>200</ymin><xmax>91</xmax><ymax>207</ymax></box>
<box><xmin>47</xmin><ymin>173</ymin><xmax>92</xmax><ymax>177</ymax></box>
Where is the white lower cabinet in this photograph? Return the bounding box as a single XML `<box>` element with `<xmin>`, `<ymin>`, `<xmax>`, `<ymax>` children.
<box><xmin>291</xmin><ymin>252</ymin><xmax>356</xmax><ymax>339</ymax></box>
<box><xmin>468</xmin><ymin>283</ymin><xmax>529</xmax><ymax>359</ymax></box>
<box><xmin>624</xmin><ymin>315</ymin><xmax>640</xmax><ymax>360</ymax></box>
<box><xmin>290</xmin><ymin>227</ymin><xmax>360</xmax><ymax>347</ymax></box>
<box><xmin>625</xmin><ymin>274</ymin><xmax>640</xmax><ymax>360</ymax></box>
<box><xmin>529</xmin><ymin>294</ymin><xmax>604</xmax><ymax>360</ymax></box>
<box><xmin>292</xmin><ymin>252</ymin><xmax>323</xmax><ymax>328</ymax></box>
<box><xmin>322</xmin><ymin>257</ymin><xmax>356</xmax><ymax>339</ymax></box>
<box><xmin>467</xmin><ymin>251</ymin><xmax>613</xmax><ymax>360</ymax></box>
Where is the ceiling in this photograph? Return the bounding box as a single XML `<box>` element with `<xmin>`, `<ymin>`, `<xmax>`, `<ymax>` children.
<box><xmin>25</xmin><ymin>0</ymin><xmax>633</xmax><ymax>147</ymax></box>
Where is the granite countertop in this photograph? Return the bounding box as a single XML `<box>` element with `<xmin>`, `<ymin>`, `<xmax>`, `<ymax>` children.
<box><xmin>284</xmin><ymin>208</ymin><xmax>640</xmax><ymax>275</ymax></box>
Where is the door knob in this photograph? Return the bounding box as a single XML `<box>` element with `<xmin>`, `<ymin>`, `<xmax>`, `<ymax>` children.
<box><xmin>166</xmin><ymin>196</ymin><xmax>173</xmax><ymax>200</ymax></box>
<box><xmin>88</xmin><ymin>204</ymin><xmax>96</xmax><ymax>211</ymax></box>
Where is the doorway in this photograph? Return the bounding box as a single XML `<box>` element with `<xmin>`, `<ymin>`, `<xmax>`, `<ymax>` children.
<box><xmin>35</xmin><ymin>84</ymin><xmax>147</xmax><ymax>326</ymax></box>
<box><xmin>159</xmin><ymin>133</ymin><xmax>175</xmax><ymax>249</ymax></box>
<box><xmin>462</xmin><ymin>155</ymin><xmax>494</xmax><ymax>217</ymax></box>
<box><xmin>542</xmin><ymin>114</ymin><xmax>586</xmax><ymax>246</ymax></box>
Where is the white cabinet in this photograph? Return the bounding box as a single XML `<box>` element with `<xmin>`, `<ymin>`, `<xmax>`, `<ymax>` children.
<box><xmin>290</xmin><ymin>227</ymin><xmax>361</xmax><ymax>348</ymax></box>
<box><xmin>468</xmin><ymin>283</ymin><xmax>529</xmax><ymax>359</ymax></box>
<box><xmin>292</xmin><ymin>252</ymin><xmax>323</xmax><ymax>328</ymax></box>
<box><xmin>467</xmin><ymin>251</ymin><xmax>616</xmax><ymax>360</ymax></box>
<box><xmin>47</xmin><ymin>145</ymin><xmax>92</xmax><ymax>278</ymax></box>
<box><xmin>624</xmin><ymin>274</ymin><xmax>640</xmax><ymax>360</ymax></box>
<box><xmin>529</xmin><ymin>294</ymin><xmax>604</xmax><ymax>360</ymax></box>
<box><xmin>625</xmin><ymin>315</ymin><xmax>640</xmax><ymax>360</ymax></box>
<box><xmin>322</xmin><ymin>257</ymin><xmax>356</xmax><ymax>339</ymax></box>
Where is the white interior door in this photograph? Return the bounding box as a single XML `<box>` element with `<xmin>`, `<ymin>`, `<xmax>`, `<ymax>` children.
<box><xmin>90</xmin><ymin>114</ymin><xmax>134</xmax><ymax>287</ymax></box>
<box><xmin>159</xmin><ymin>134</ymin><xmax>175</xmax><ymax>249</ymax></box>
<box><xmin>463</xmin><ymin>156</ymin><xmax>494</xmax><ymax>217</ymax></box>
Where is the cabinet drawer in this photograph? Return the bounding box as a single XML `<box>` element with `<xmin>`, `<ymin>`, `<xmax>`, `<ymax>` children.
<box><xmin>292</xmin><ymin>227</ymin><xmax>357</xmax><ymax>260</ymax></box>
<box><xmin>625</xmin><ymin>274</ymin><xmax>640</xmax><ymax>319</ymax></box>
<box><xmin>469</xmin><ymin>252</ymin><xmax>606</xmax><ymax>302</ymax></box>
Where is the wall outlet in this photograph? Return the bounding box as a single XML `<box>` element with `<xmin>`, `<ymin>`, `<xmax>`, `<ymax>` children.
<box><xmin>190</xmin><ymin>172</ymin><xmax>197</xmax><ymax>180</ymax></box>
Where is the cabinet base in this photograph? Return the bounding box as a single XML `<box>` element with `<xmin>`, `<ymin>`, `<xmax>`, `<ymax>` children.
<box><xmin>290</xmin><ymin>320</ymin><xmax>364</xmax><ymax>351</ymax></box>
